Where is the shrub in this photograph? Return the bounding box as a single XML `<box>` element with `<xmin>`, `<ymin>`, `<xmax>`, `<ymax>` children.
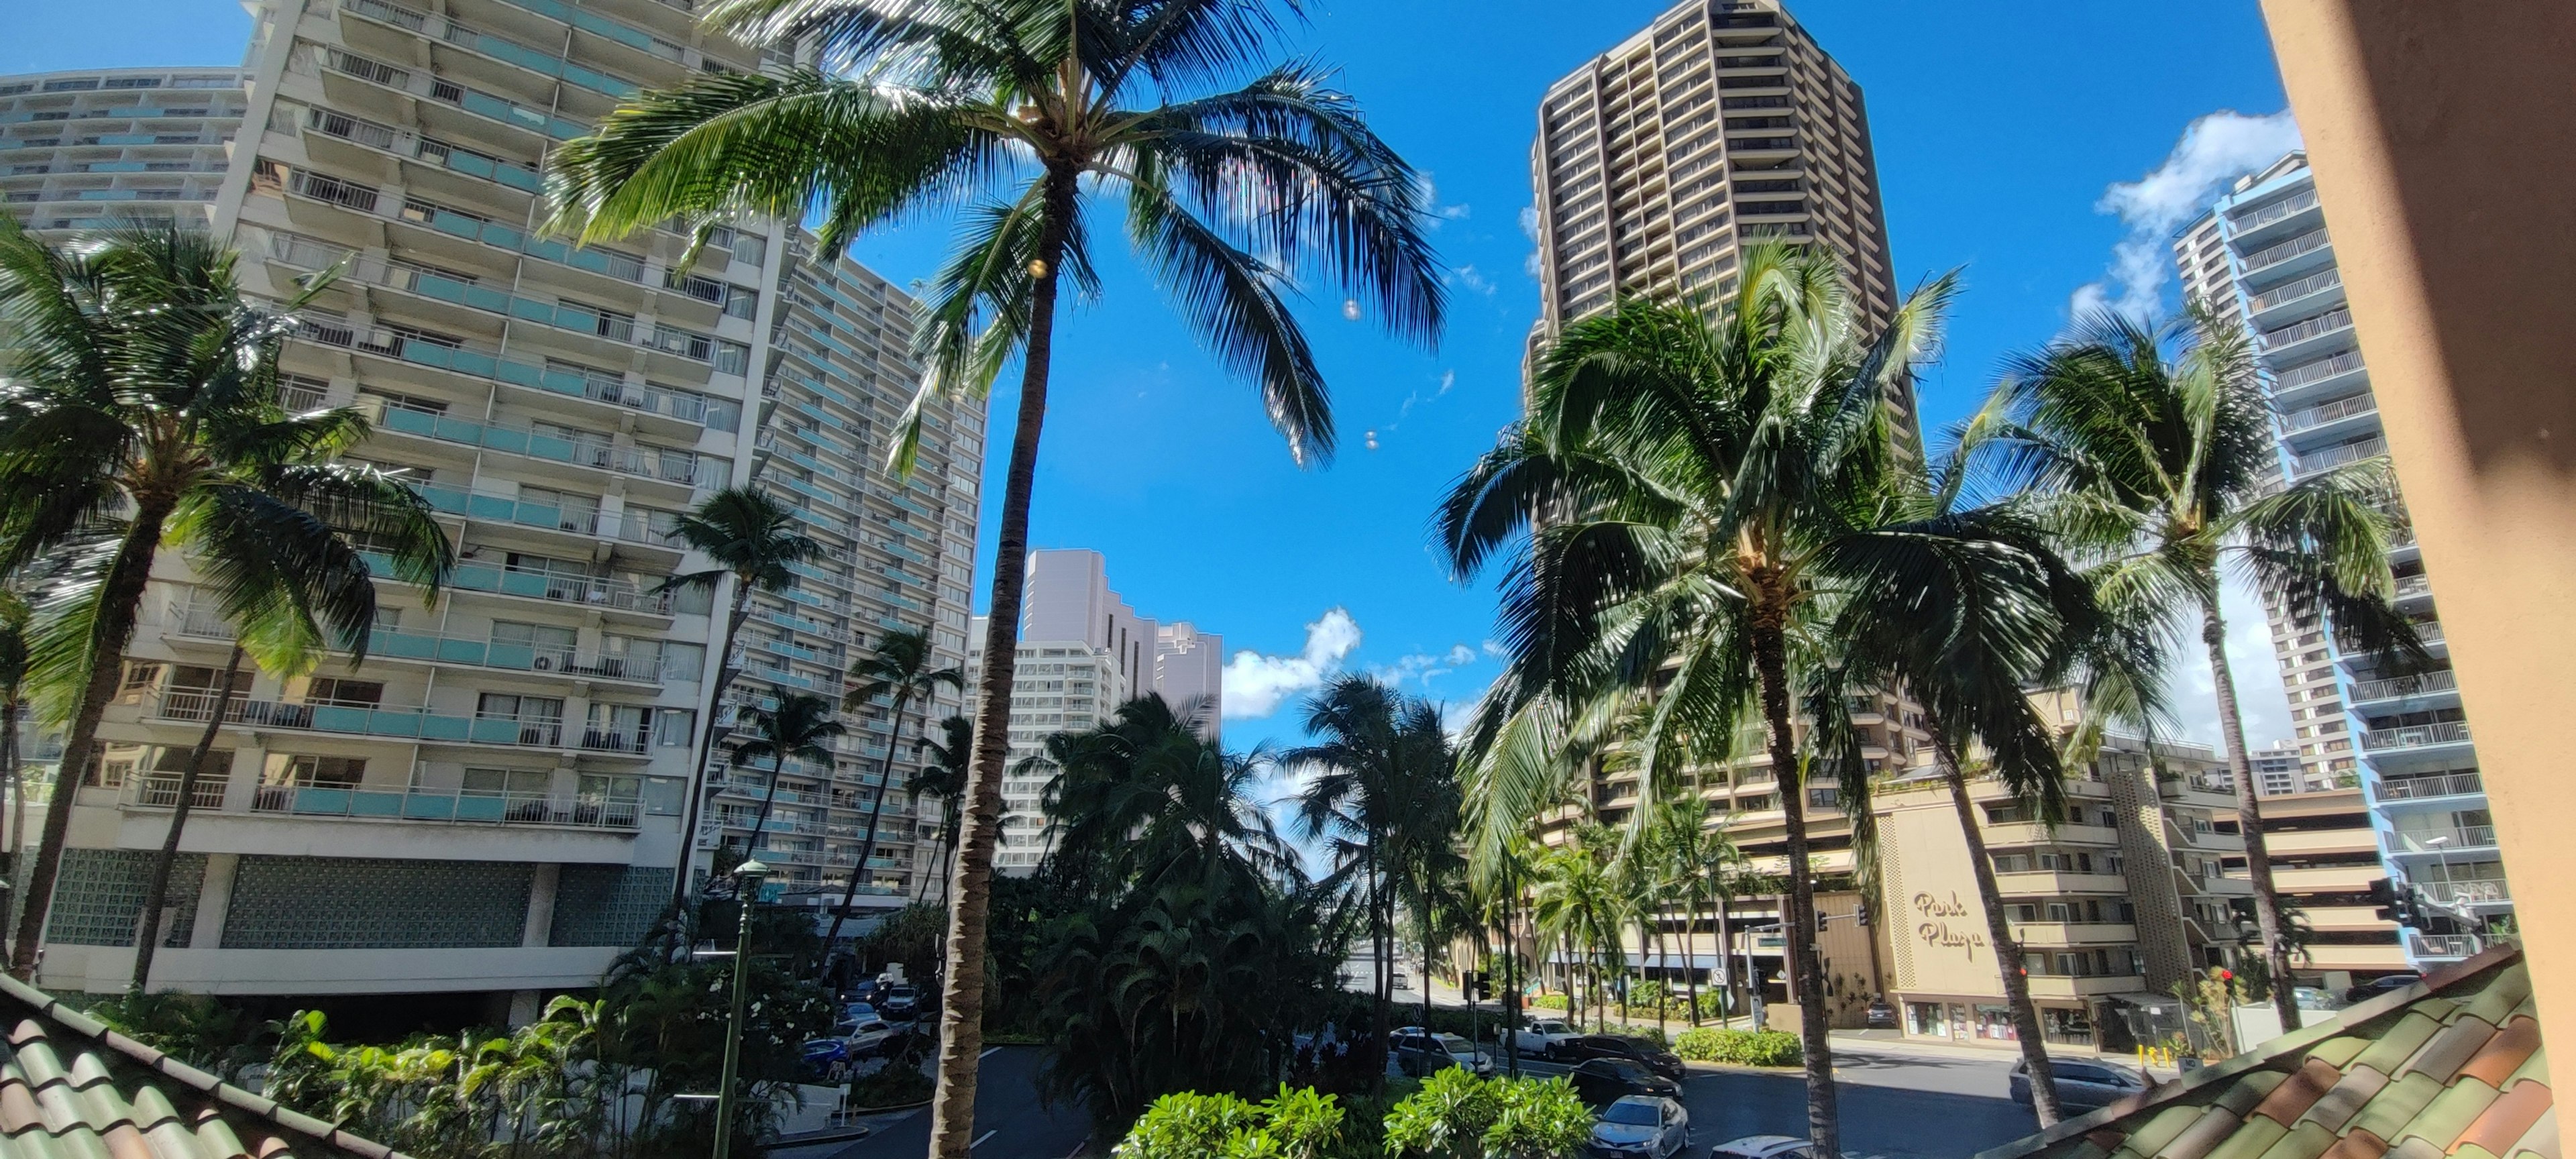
<box><xmin>1624</xmin><ymin>981</ymin><xmax>1670</xmax><ymax>1009</ymax></box>
<box><xmin>1112</xmin><ymin>1087</ymin><xmax>1346</xmax><ymax>1159</ymax></box>
<box><xmin>1524</xmin><ymin>994</ymin><xmax>1570</xmax><ymax>1011</ymax></box>
<box><xmin>846</xmin><ymin>1064</ymin><xmax>934</xmax><ymax>1108</ymax></box>
<box><xmin>1672</xmin><ymin>1028</ymin><xmax>1801</xmax><ymax>1066</ymax></box>
<box><xmin>1384</xmin><ymin>1070</ymin><xmax>1591</xmax><ymax>1159</ymax></box>
<box><xmin>1597</xmin><ymin>1023</ymin><xmax>1668</xmax><ymax>1045</ymax></box>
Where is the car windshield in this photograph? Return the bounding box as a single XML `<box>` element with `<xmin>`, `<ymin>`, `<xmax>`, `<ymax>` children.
<box><xmin>1436</xmin><ymin>1035</ymin><xmax>1473</xmax><ymax>1053</ymax></box>
<box><xmin>1600</xmin><ymin>1059</ymin><xmax>1650</xmax><ymax>1079</ymax></box>
<box><xmin>1603</xmin><ymin>1101</ymin><xmax>1661</xmax><ymax>1125</ymax></box>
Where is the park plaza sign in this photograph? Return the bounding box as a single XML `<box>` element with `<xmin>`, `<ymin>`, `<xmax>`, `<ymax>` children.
<box><xmin>1913</xmin><ymin>891</ymin><xmax>1988</xmax><ymax>960</ymax></box>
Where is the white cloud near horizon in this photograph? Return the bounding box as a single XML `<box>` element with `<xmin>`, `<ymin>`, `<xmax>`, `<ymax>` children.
<box><xmin>2173</xmin><ymin>573</ymin><xmax>2298</xmax><ymax>753</ymax></box>
<box><xmin>1222</xmin><ymin>608</ymin><xmax>1362</xmax><ymax>719</ymax></box>
<box><xmin>2070</xmin><ymin>109</ymin><xmax>2304</xmax><ymax>322</ymax></box>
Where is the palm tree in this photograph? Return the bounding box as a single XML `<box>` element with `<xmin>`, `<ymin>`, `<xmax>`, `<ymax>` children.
<box><xmin>545</xmin><ymin>2</ymin><xmax>1443</xmax><ymax>1138</ymax></box>
<box><xmin>1642</xmin><ymin>791</ymin><xmax>1737</xmax><ymax>1028</ymax></box>
<box><xmin>1440</xmin><ymin>245</ymin><xmax>2059</xmax><ymax>1156</ymax></box>
<box><xmin>822</xmin><ymin>627</ymin><xmax>963</xmax><ymax>956</ymax></box>
<box><xmin>1992</xmin><ymin>308</ymin><xmax>2422</xmax><ymax>1034</ymax></box>
<box><xmin>1531</xmin><ymin>835</ymin><xmax>1626</xmax><ymax>1031</ymax></box>
<box><xmin>908</xmin><ymin>715</ymin><xmax>973</xmax><ymax>907</ymax></box>
<box><xmin>661</xmin><ymin>487</ymin><xmax>820</xmax><ymax>905</ymax></box>
<box><xmin>0</xmin><ymin>591</ymin><xmax>25</xmax><ymax>944</ymax></box>
<box><xmin>1285</xmin><ymin>675</ymin><xmax>1456</xmax><ymax>1079</ymax></box>
<box><xmin>729</xmin><ymin>692</ymin><xmax>846</xmax><ymax>855</ymax></box>
<box><xmin>0</xmin><ymin>220</ymin><xmax>452</xmax><ymax>980</ymax></box>
<box><xmin>1040</xmin><ymin>694</ymin><xmax>1297</xmax><ymax>891</ymax></box>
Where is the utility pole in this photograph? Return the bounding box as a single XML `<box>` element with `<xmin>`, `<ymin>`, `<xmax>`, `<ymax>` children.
<box><xmin>713</xmin><ymin>859</ymin><xmax>770</xmax><ymax>1159</ymax></box>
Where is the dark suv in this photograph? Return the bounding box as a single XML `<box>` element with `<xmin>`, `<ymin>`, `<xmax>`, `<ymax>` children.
<box><xmin>1567</xmin><ymin>1058</ymin><xmax>1681</xmax><ymax>1107</ymax></box>
<box><xmin>1552</xmin><ymin>1034</ymin><xmax>1686</xmax><ymax>1080</ymax></box>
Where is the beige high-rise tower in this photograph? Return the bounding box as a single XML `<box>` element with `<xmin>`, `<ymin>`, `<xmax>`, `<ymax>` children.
<box><xmin>1528</xmin><ymin>0</ymin><xmax>1902</xmax><ymax>421</ymax></box>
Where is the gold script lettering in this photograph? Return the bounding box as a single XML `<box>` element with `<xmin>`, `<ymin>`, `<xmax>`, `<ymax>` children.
<box><xmin>1914</xmin><ymin>920</ymin><xmax>1988</xmax><ymax>960</ymax></box>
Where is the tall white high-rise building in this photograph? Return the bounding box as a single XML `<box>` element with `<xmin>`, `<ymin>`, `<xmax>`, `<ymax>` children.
<box><xmin>0</xmin><ymin>0</ymin><xmax>980</xmax><ymax>1012</ymax></box>
<box><xmin>2178</xmin><ymin>153</ymin><xmax>2501</xmax><ymax>970</ymax></box>
<box><xmin>0</xmin><ymin>68</ymin><xmax>247</xmax><ymax>235</ymax></box>
<box><xmin>973</xmin><ymin>549</ymin><xmax>1220</xmax><ymax>873</ymax></box>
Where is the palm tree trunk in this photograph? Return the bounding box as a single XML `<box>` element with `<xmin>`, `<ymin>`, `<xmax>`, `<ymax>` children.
<box><xmin>2203</xmin><ymin>603</ymin><xmax>2302</xmax><ymax>1035</ymax></box>
<box><xmin>1684</xmin><ymin>887</ymin><xmax>1702</xmax><ymax>1028</ymax></box>
<box><xmin>1750</xmin><ymin>608</ymin><xmax>1841</xmax><ymax>1158</ymax></box>
<box><xmin>4</xmin><ymin>687</ymin><xmax>23</xmax><ymax>960</ymax></box>
<box><xmin>672</xmin><ymin>582</ymin><xmax>757</xmax><ymax>909</ymax></box>
<box><xmin>131</xmin><ymin>644</ymin><xmax>245</xmax><ymax>993</ymax></box>
<box><xmin>1935</xmin><ymin>740</ymin><xmax>2062</xmax><ymax>1126</ymax></box>
<box><xmin>820</xmin><ymin>689</ymin><xmax>911</xmax><ymax>964</ymax></box>
<box><xmin>745</xmin><ymin>753</ymin><xmax>790</xmax><ymax>851</ymax></box>
<box><xmin>924</xmin><ymin>168</ymin><xmax>1076</xmax><ymax>1159</ymax></box>
<box><xmin>1419</xmin><ymin>889</ymin><xmax>1433</xmax><ymax>1030</ymax></box>
<box><xmin>1717</xmin><ymin>889</ymin><xmax>1735</xmax><ymax>1025</ymax></box>
<box><xmin>12</xmin><ymin>510</ymin><xmax>167</xmax><ymax>979</ymax></box>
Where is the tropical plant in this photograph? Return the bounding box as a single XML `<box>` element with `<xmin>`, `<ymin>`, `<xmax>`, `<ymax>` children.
<box><xmin>0</xmin><ymin>219</ymin><xmax>452</xmax><ymax>979</ymax></box>
<box><xmin>1286</xmin><ymin>675</ymin><xmax>1462</xmax><ymax>1081</ymax></box>
<box><xmin>824</xmin><ymin>626</ymin><xmax>963</xmax><ymax>955</ymax></box>
<box><xmin>1112</xmin><ymin>1086</ymin><xmax>1347</xmax><ymax>1159</ymax></box>
<box><xmin>729</xmin><ymin>692</ymin><xmax>845</xmax><ymax>856</ymax></box>
<box><xmin>1440</xmin><ymin>244</ymin><xmax>2006</xmax><ymax>1156</ymax></box>
<box><xmin>1029</xmin><ymin>697</ymin><xmax>1344</xmax><ymax>1138</ymax></box>
<box><xmin>545</xmin><ymin>1</ymin><xmax>1444</xmax><ymax>1141</ymax></box>
<box><xmin>1672</xmin><ymin>1026</ymin><xmax>1801</xmax><ymax>1066</ymax></box>
<box><xmin>1646</xmin><ymin>791</ymin><xmax>1743</xmax><ymax>1027</ymax></box>
<box><xmin>1529</xmin><ymin>836</ymin><xmax>1626</xmax><ymax>1030</ymax></box>
<box><xmin>1382</xmin><ymin>1070</ymin><xmax>1593</xmax><ymax>1159</ymax></box>
<box><xmin>1991</xmin><ymin>307</ymin><xmax>2424</xmax><ymax>1033</ymax></box>
<box><xmin>659</xmin><ymin>487</ymin><xmax>822</xmax><ymax>904</ymax></box>
<box><xmin>908</xmin><ymin>714</ymin><xmax>973</xmax><ymax>907</ymax></box>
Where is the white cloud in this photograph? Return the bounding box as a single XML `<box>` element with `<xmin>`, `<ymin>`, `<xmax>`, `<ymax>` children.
<box><xmin>1481</xmin><ymin>639</ymin><xmax>1508</xmax><ymax>660</ymax></box>
<box><xmin>1453</xmin><ymin>265</ymin><xmax>1497</xmax><ymax>296</ymax></box>
<box><xmin>2071</xmin><ymin>109</ymin><xmax>2304</xmax><ymax>322</ymax></box>
<box><xmin>1222</xmin><ymin>608</ymin><xmax>1362</xmax><ymax>719</ymax></box>
<box><xmin>1367</xmin><ymin>643</ymin><xmax>1482</xmax><ymax>689</ymax></box>
<box><xmin>1417</xmin><ymin>172</ymin><xmax>1470</xmax><ymax>227</ymax></box>
<box><xmin>1519</xmin><ymin>205</ymin><xmax>1544</xmax><ymax>278</ymax></box>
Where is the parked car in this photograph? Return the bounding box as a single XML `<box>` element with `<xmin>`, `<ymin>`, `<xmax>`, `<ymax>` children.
<box><xmin>1392</xmin><ymin>971</ymin><xmax>1411</xmax><ymax>991</ymax></box>
<box><xmin>1497</xmin><ymin>1017</ymin><xmax>1579</xmax><ymax>1057</ymax></box>
<box><xmin>1567</xmin><ymin>1058</ymin><xmax>1680</xmax><ymax>1107</ymax></box>
<box><xmin>2008</xmin><ymin>1058</ymin><xmax>2150</xmax><ymax>1113</ymax></box>
<box><xmin>2347</xmin><ymin>973</ymin><xmax>2422</xmax><ymax>1004</ymax></box>
<box><xmin>841</xmin><ymin>1001</ymin><xmax>879</xmax><ymax>1024</ymax></box>
<box><xmin>883</xmin><ymin>984</ymin><xmax>920</xmax><ymax>1020</ymax></box>
<box><xmin>1709</xmin><ymin>1135</ymin><xmax>1813</xmax><ymax>1159</ymax></box>
<box><xmin>836</xmin><ymin>1017</ymin><xmax>898</xmax><ymax>1058</ymax></box>
<box><xmin>801</xmin><ymin>1036</ymin><xmax>853</xmax><ymax>1081</ymax></box>
<box><xmin>1394</xmin><ymin>1032</ymin><xmax>1494</xmax><ymax>1077</ymax></box>
<box><xmin>2294</xmin><ymin>986</ymin><xmax>2350</xmax><ymax>1013</ymax></box>
<box><xmin>1589</xmin><ymin>1095</ymin><xmax>1690</xmax><ymax>1158</ymax></box>
<box><xmin>1553</xmin><ymin>1034</ymin><xmax>1686</xmax><ymax>1079</ymax></box>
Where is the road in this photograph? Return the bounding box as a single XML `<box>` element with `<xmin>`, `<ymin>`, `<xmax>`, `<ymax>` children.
<box><xmin>797</xmin><ymin>1046</ymin><xmax>1089</xmax><ymax>1159</ymax></box>
<box><xmin>1496</xmin><ymin>1040</ymin><xmax>2041</xmax><ymax>1159</ymax></box>
<box><xmin>792</xmin><ymin>1039</ymin><xmax>2037</xmax><ymax>1158</ymax></box>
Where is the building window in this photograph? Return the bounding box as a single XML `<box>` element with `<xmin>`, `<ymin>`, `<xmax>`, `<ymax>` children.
<box><xmin>1905</xmin><ymin>1002</ymin><xmax>1949</xmax><ymax>1038</ymax></box>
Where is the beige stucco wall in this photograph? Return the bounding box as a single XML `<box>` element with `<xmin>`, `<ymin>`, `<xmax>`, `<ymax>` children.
<box><xmin>1880</xmin><ymin>802</ymin><xmax>2006</xmax><ymax>999</ymax></box>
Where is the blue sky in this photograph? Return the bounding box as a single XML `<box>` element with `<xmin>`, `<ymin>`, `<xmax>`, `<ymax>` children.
<box><xmin>17</xmin><ymin>0</ymin><xmax>2310</xmax><ymax>758</ymax></box>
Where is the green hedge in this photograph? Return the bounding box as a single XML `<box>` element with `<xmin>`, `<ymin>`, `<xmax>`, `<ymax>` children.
<box><xmin>1672</xmin><ymin>1028</ymin><xmax>1801</xmax><ymax>1066</ymax></box>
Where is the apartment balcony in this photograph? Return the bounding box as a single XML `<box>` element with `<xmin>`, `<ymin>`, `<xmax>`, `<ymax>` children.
<box><xmin>2158</xmin><ymin>771</ymin><xmax>2238</xmax><ymax>807</ymax></box>
<box><xmin>2420</xmin><ymin>879</ymin><xmax>2512</xmax><ymax>910</ymax></box>
<box><xmin>405</xmin><ymin>482</ymin><xmax>684</xmax><ymax>559</ymax></box>
<box><xmin>2277</xmin><ymin>391</ymin><xmax>2379</xmax><ymax>451</ymax></box>
<box><xmin>134</xmin><ymin>689</ymin><xmax>651</xmax><ymax>760</ymax></box>
<box><xmin>2273</xmin><ymin>863</ymin><xmax>2385</xmax><ymax>893</ymax></box>
<box><xmin>2268</xmin><ymin>349</ymin><xmax>2369</xmax><ymax>410</ymax></box>
<box><xmin>284</xmin><ymin>313</ymin><xmax>738</xmax><ymax>438</ymax></box>
<box><xmin>2239</xmin><ymin>227</ymin><xmax>2334</xmax><ymax>281</ymax></box>
<box><xmin>2360</xmin><ymin>720</ymin><xmax>2471</xmax><ymax>756</ymax></box>
<box><xmin>337</xmin><ymin>0</ymin><xmax>641</xmax><ymax>104</ymax></box>
<box><xmin>2247</xmin><ymin>266</ymin><xmax>2346</xmax><ymax>329</ymax></box>
<box><xmin>2010</xmin><ymin>922</ymin><xmax>2137</xmax><ymax>948</ymax></box>
<box><xmin>366</xmin><ymin>398</ymin><xmax>701</xmax><ymax>494</ymax></box>
<box><xmin>1994</xmin><ymin>870</ymin><xmax>2130</xmax><ymax>895</ymax></box>
<box><xmin>2406</xmin><ymin>932</ymin><xmax>2487</xmax><ymax>962</ymax></box>
<box><xmin>2372</xmin><ymin>769</ymin><xmax>2483</xmax><ymax>809</ymax></box>
<box><xmin>368</xmin><ymin>553</ymin><xmax>676</xmax><ymax>623</ymax></box>
<box><xmin>2259</xmin><ymin>307</ymin><xmax>2359</xmax><ymax>366</ymax></box>
<box><xmin>163</xmin><ymin>602</ymin><xmax>674</xmax><ymax>688</ymax></box>
<box><xmin>2025</xmin><ymin>975</ymin><xmax>2147</xmax><ymax>1001</ymax></box>
<box><xmin>294</xmin><ymin>43</ymin><xmax>590</xmax><ymax>152</ymax></box>
<box><xmin>2225</xmin><ymin>185</ymin><xmax>2324</xmax><ymax>251</ymax></box>
<box><xmin>2288</xmin><ymin>436</ymin><xmax>2387</xmax><ymax>482</ymax></box>
<box><xmin>1982</xmin><ymin>821</ymin><xmax>2118</xmax><ymax>849</ymax></box>
<box><xmin>246</xmin><ymin>783</ymin><xmax>641</xmax><ymax>828</ymax></box>
<box><xmin>2385</xmin><ymin>824</ymin><xmax>2498</xmax><ymax>857</ymax></box>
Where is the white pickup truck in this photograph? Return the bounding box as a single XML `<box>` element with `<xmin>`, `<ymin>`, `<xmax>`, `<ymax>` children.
<box><xmin>1495</xmin><ymin>1016</ymin><xmax>1578</xmax><ymax>1058</ymax></box>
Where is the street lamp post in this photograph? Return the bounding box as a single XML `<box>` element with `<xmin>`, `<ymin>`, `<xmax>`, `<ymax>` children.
<box><xmin>713</xmin><ymin>859</ymin><xmax>771</xmax><ymax>1159</ymax></box>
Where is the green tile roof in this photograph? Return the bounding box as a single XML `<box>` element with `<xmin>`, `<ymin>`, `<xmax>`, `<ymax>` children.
<box><xmin>0</xmin><ymin>974</ymin><xmax>409</xmax><ymax>1159</ymax></box>
<box><xmin>1976</xmin><ymin>946</ymin><xmax>2553</xmax><ymax>1159</ymax></box>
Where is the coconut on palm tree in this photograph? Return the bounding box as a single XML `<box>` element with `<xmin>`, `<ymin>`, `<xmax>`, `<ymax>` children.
<box><xmin>1439</xmin><ymin>245</ymin><xmax>2089</xmax><ymax>1156</ymax></box>
<box><xmin>0</xmin><ymin>220</ymin><xmax>453</xmax><ymax>979</ymax></box>
<box><xmin>660</xmin><ymin>487</ymin><xmax>821</xmax><ymax>904</ymax></box>
<box><xmin>821</xmin><ymin>627</ymin><xmax>962</xmax><ymax>956</ymax></box>
<box><xmin>729</xmin><ymin>692</ymin><xmax>846</xmax><ymax>860</ymax></box>
<box><xmin>1992</xmin><ymin>308</ymin><xmax>2424</xmax><ymax>1033</ymax></box>
<box><xmin>545</xmin><ymin>2</ymin><xmax>1442</xmax><ymax>1138</ymax></box>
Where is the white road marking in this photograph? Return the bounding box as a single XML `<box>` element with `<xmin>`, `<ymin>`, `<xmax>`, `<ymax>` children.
<box><xmin>979</xmin><ymin>1046</ymin><xmax>1002</xmax><ymax>1060</ymax></box>
<box><xmin>969</xmin><ymin>1130</ymin><xmax>998</xmax><ymax>1150</ymax></box>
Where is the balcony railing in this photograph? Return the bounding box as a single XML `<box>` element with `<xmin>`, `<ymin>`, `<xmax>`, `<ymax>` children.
<box><xmin>164</xmin><ymin>602</ymin><xmax>676</xmax><ymax>685</ymax></box>
<box><xmin>2387</xmin><ymin>825</ymin><xmax>2497</xmax><ymax>854</ymax></box>
<box><xmin>2262</xmin><ymin>307</ymin><xmax>2355</xmax><ymax>351</ymax></box>
<box><xmin>402</xmin><ymin>483</ymin><xmax>683</xmax><ymax>550</ymax></box>
<box><xmin>2351</xmin><ymin>670</ymin><xmax>2458</xmax><ymax>702</ymax></box>
<box><xmin>2361</xmin><ymin>720</ymin><xmax>2470</xmax><ymax>753</ymax></box>
<box><xmin>2291</xmin><ymin>437</ymin><xmax>2387</xmax><ymax>478</ymax></box>
<box><xmin>2273</xmin><ymin>349</ymin><xmax>2367</xmax><ymax>392</ymax></box>
<box><xmin>370</xmin><ymin>551</ymin><xmax>673</xmax><ymax>614</ymax></box>
<box><xmin>251</xmin><ymin>783</ymin><xmax>640</xmax><ymax>828</ymax></box>
<box><xmin>2375</xmin><ymin>770</ymin><xmax>2483</xmax><ymax>801</ymax></box>
<box><xmin>2227</xmin><ymin>186</ymin><xmax>2320</xmax><ymax>233</ymax></box>
<box><xmin>288</xmin><ymin>313</ymin><xmax>733</xmax><ymax>428</ymax></box>
<box><xmin>339</xmin><ymin>0</ymin><xmax>640</xmax><ymax>99</ymax></box>
<box><xmin>2242</xmin><ymin>228</ymin><xmax>2332</xmax><ymax>273</ymax></box>
<box><xmin>365</xmin><ymin>400</ymin><xmax>700</xmax><ymax>486</ymax></box>
<box><xmin>121</xmin><ymin>775</ymin><xmax>228</xmax><ymax>810</ymax></box>
<box><xmin>2420</xmin><ymin>879</ymin><xmax>2510</xmax><ymax>905</ymax></box>
<box><xmin>2247</xmin><ymin>267</ymin><xmax>2343</xmax><ymax>313</ymax></box>
<box><xmin>2281</xmin><ymin>392</ymin><xmax>2377</xmax><ymax>433</ymax></box>
<box><xmin>2408</xmin><ymin>932</ymin><xmax>2486</xmax><ymax>959</ymax></box>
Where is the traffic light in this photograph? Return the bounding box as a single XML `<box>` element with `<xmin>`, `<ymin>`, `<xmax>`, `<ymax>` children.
<box><xmin>2369</xmin><ymin>877</ymin><xmax>2407</xmax><ymax>925</ymax></box>
<box><xmin>1818</xmin><ymin>908</ymin><xmax>1831</xmax><ymax>934</ymax></box>
<box><xmin>1464</xmin><ymin>972</ymin><xmax>1485</xmax><ymax>1001</ymax></box>
<box><xmin>1856</xmin><ymin>901</ymin><xmax>1872</xmax><ymax>928</ymax></box>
